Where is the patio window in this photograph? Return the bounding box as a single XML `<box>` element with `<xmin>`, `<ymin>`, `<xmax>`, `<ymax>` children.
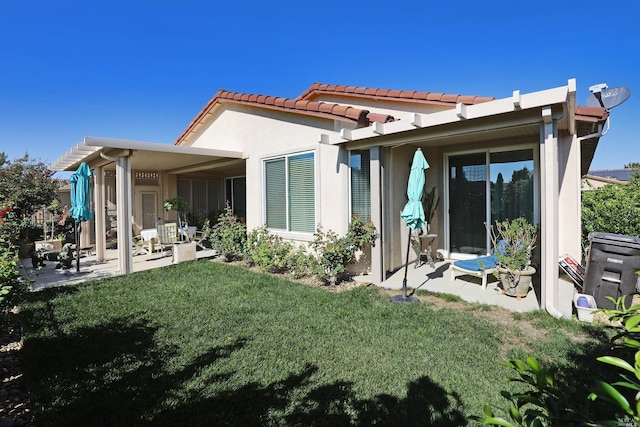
<box><xmin>350</xmin><ymin>150</ymin><xmax>371</xmax><ymax>222</ymax></box>
<box><xmin>177</xmin><ymin>178</ymin><xmax>222</xmax><ymax>218</ymax></box>
<box><xmin>225</xmin><ymin>176</ymin><xmax>246</xmax><ymax>220</ymax></box>
<box><xmin>265</xmin><ymin>152</ymin><xmax>315</xmax><ymax>233</ymax></box>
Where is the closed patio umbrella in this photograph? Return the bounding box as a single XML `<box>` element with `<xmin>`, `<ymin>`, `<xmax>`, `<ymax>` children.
<box><xmin>392</xmin><ymin>148</ymin><xmax>429</xmax><ymax>304</ymax></box>
<box><xmin>70</xmin><ymin>162</ymin><xmax>93</xmax><ymax>272</ymax></box>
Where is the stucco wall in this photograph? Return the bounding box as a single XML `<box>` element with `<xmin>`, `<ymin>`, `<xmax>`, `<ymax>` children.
<box><xmin>187</xmin><ymin>104</ymin><xmax>351</xmax><ymax>243</ymax></box>
<box><xmin>557</xmin><ymin>131</ymin><xmax>582</xmax><ymax>258</ymax></box>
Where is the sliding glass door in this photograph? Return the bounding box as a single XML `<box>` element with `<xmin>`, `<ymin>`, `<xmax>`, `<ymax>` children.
<box><xmin>448</xmin><ymin>148</ymin><xmax>535</xmax><ymax>256</ymax></box>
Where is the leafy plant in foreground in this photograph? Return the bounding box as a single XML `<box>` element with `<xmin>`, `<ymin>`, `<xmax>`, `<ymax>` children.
<box><xmin>588</xmin><ymin>295</ymin><xmax>640</xmax><ymax>426</ymax></box>
<box><xmin>471</xmin><ymin>356</ymin><xmax>582</xmax><ymax>426</ymax></box>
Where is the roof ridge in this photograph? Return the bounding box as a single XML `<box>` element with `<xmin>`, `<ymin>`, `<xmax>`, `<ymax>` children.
<box><xmin>297</xmin><ymin>82</ymin><xmax>495</xmax><ymax>105</ymax></box>
<box><xmin>175</xmin><ymin>88</ymin><xmax>395</xmax><ymax>145</ymax></box>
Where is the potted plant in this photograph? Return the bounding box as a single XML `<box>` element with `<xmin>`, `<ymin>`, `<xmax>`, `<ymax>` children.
<box><xmin>489</xmin><ymin>217</ymin><xmax>537</xmax><ymax>299</ymax></box>
<box><xmin>164</xmin><ymin>196</ymin><xmax>188</xmax><ymax>226</ymax></box>
<box><xmin>422</xmin><ymin>185</ymin><xmax>440</xmax><ymax>234</ymax></box>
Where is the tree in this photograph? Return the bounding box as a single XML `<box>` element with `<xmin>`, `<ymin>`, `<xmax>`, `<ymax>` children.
<box><xmin>0</xmin><ymin>152</ymin><xmax>59</xmax><ymax>241</ymax></box>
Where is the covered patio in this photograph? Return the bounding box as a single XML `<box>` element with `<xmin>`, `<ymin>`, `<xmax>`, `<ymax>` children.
<box><xmin>26</xmin><ymin>247</ymin><xmax>220</xmax><ymax>291</ymax></box>
<box><xmin>50</xmin><ymin>137</ymin><xmax>245</xmax><ymax>276</ymax></box>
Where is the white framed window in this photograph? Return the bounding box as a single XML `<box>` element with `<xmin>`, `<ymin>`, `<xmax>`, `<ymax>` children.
<box><xmin>349</xmin><ymin>149</ymin><xmax>371</xmax><ymax>222</ymax></box>
<box><xmin>264</xmin><ymin>151</ymin><xmax>315</xmax><ymax>233</ymax></box>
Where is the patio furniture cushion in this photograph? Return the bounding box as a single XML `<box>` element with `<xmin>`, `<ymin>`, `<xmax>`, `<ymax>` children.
<box><xmin>450</xmin><ymin>241</ymin><xmax>506</xmax><ymax>290</ymax></box>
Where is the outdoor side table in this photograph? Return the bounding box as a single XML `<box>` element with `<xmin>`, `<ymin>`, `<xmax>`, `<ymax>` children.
<box><xmin>416</xmin><ymin>234</ymin><xmax>437</xmax><ymax>268</ymax></box>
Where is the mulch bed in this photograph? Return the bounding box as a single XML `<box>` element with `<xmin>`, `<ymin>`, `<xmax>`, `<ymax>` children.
<box><xmin>1</xmin><ymin>309</ymin><xmax>31</xmax><ymax>427</ymax></box>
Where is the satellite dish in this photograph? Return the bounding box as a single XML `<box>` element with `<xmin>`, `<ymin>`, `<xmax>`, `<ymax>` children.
<box><xmin>586</xmin><ymin>86</ymin><xmax>632</xmax><ymax>110</ymax></box>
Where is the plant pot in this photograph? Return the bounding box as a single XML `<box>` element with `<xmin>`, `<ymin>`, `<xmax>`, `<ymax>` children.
<box><xmin>18</xmin><ymin>242</ymin><xmax>34</xmax><ymax>259</ymax></box>
<box><xmin>498</xmin><ymin>266</ymin><xmax>536</xmax><ymax>299</ymax></box>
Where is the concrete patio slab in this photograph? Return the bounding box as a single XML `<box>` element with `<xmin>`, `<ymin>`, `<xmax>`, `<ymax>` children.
<box><xmin>22</xmin><ymin>248</ymin><xmax>220</xmax><ymax>291</ymax></box>
<box><xmin>379</xmin><ymin>260</ymin><xmax>542</xmax><ymax>313</ymax></box>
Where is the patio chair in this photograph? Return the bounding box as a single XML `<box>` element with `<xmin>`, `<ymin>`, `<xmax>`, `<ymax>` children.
<box><xmin>156</xmin><ymin>223</ymin><xmax>178</xmax><ymax>256</ymax></box>
<box><xmin>132</xmin><ymin>234</ymin><xmax>148</xmax><ymax>256</ymax></box>
<box><xmin>450</xmin><ymin>240</ymin><xmax>506</xmax><ymax>290</ymax></box>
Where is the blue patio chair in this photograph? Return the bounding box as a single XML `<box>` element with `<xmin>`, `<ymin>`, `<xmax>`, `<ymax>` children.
<box><xmin>450</xmin><ymin>240</ymin><xmax>505</xmax><ymax>290</ymax></box>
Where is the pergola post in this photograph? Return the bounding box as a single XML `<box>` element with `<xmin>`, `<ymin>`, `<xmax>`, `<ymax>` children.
<box><xmin>93</xmin><ymin>165</ymin><xmax>106</xmax><ymax>262</ymax></box>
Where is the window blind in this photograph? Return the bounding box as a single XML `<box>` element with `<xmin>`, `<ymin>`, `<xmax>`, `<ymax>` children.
<box><xmin>350</xmin><ymin>150</ymin><xmax>371</xmax><ymax>221</ymax></box>
<box><xmin>265</xmin><ymin>159</ymin><xmax>286</xmax><ymax>229</ymax></box>
<box><xmin>288</xmin><ymin>153</ymin><xmax>315</xmax><ymax>232</ymax></box>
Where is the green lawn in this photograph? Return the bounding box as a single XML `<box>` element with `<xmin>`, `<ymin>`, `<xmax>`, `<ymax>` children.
<box><xmin>20</xmin><ymin>260</ymin><xmax>615</xmax><ymax>426</ymax></box>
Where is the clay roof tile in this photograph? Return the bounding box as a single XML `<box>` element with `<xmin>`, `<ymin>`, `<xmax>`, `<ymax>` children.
<box><xmin>367</xmin><ymin>112</ymin><xmax>396</xmax><ymax>123</ymax></box>
<box><xmin>441</xmin><ymin>94</ymin><xmax>460</xmax><ymax>103</ymax></box>
<box><xmin>294</xmin><ymin>100</ymin><xmax>309</xmax><ymax>110</ymax></box>
<box><xmin>306</xmin><ymin>101</ymin><xmax>321</xmax><ymax>112</ymax></box>
<box><xmin>399</xmin><ymin>90</ymin><xmax>416</xmax><ymax>99</ymax></box>
<box><xmin>318</xmin><ymin>103</ymin><xmax>335</xmax><ymax>114</ymax></box>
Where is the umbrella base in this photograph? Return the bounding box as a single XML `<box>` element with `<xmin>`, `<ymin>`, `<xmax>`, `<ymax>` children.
<box><xmin>390</xmin><ymin>294</ymin><xmax>420</xmax><ymax>304</ymax></box>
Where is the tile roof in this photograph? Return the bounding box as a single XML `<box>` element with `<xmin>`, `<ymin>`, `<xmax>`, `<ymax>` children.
<box><xmin>575</xmin><ymin>105</ymin><xmax>609</xmax><ymax>123</ymax></box>
<box><xmin>175</xmin><ymin>89</ymin><xmax>396</xmax><ymax>145</ymax></box>
<box><xmin>587</xmin><ymin>169</ymin><xmax>634</xmax><ymax>182</ymax></box>
<box><xmin>297</xmin><ymin>83</ymin><xmax>496</xmax><ymax>105</ymax></box>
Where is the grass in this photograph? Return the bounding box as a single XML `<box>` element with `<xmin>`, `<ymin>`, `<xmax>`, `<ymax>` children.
<box><xmin>19</xmin><ymin>260</ymin><xmax>616</xmax><ymax>426</ymax></box>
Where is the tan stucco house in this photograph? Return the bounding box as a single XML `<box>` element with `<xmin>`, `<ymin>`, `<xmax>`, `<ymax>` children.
<box><xmin>51</xmin><ymin>78</ymin><xmax>609</xmax><ymax>318</ymax></box>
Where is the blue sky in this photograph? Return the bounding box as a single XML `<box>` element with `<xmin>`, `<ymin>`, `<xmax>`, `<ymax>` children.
<box><xmin>1</xmin><ymin>1</ymin><xmax>638</xmax><ymax>176</ymax></box>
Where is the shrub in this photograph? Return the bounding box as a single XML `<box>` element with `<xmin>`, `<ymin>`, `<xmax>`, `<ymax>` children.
<box><xmin>209</xmin><ymin>203</ymin><xmax>246</xmax><ymax>262</ymax></box>
<box><xmin>286</xmin><ymin>246</ymin><xmax>316</xmax><ymax>279</ymax></box>
<box><xmin>246</xmin><ymin>226</ymin><xmax>293</xmax><ymax>273</ymax></box>
<box><xmin>582</xmin><ymin>177</ymin><xmax>640</xmax><ymax>250</ymax></box>
<box><xmin>311</xmin><ymin>215</ymin><xmax>377</xmax><ymax>284</ymax></box>
<box><xmin>0</xmin><ymin>234</ymin><xmax>27</xmax><ymax>328</ymax></box>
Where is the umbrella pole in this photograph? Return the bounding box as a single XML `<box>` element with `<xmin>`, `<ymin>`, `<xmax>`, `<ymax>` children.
<box><xmin>76</xmin><ymin>222</ymin><xmax>81</xmax><ymax>272</ymax></box>
<box><xmin>402</xmin><ymin>228</ymin><xmax>412</xmax><ymax>299</ymax></box>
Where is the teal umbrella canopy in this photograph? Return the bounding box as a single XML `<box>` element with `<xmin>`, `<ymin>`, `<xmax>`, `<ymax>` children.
<box><xmin>70</xmin><ymin>162</ymin><xmax>93</xmax><ymax>223</ymax></box>
<box><xmin>400</xmin><ymin>149</ymin><xmax>429</xmax><ymax>230</ymax></box>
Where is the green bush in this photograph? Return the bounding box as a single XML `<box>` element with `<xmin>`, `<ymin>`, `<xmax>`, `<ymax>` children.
<box><xmin>286</xmin><ymin>245</ymin><xmax>316</xmax><ymax>279</ymax></box>
<box><xmin>311</xmin><ymin>215</ymin><xmax>377</xmax><ymax>284</ymax></box>
<box><xmin>246</xmin><ymin>226</ymin><xmax>293</xmax><ymax>273</ymax></box>
<box><xmin>0</xmin><ymin>234</ymin><xmax>26</xmax><ymax>327</ymax></box>
<box><xmin>582</xmin><ymin>175</ymin><xmax>640</xmax><ymax>249</ymax></box>
<box><xmin>209</xmin><ymin>203</ymin><xmax>246</xmax><ymax>262</ymax></box>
